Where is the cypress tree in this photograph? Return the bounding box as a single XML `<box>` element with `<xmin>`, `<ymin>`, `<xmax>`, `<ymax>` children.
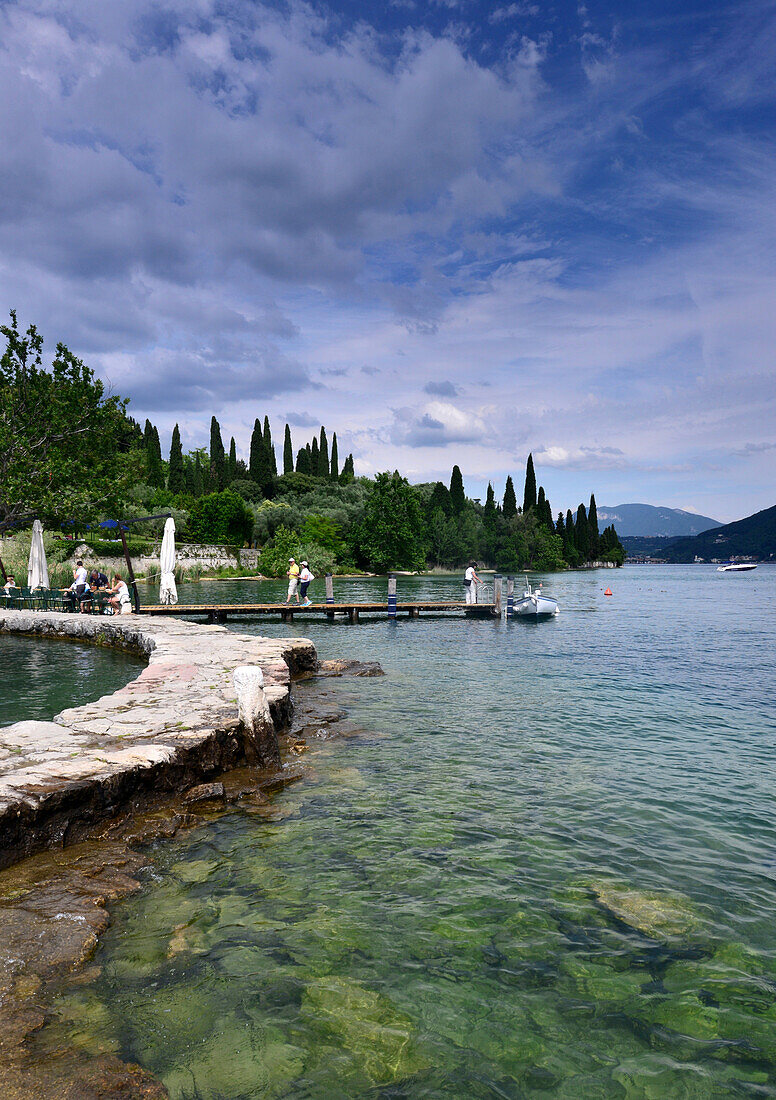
<box><xmin>588</xmin><ymin>493</ymin><xmax>600</xmax><ymax>561</ymax></box>
<box><xmin>149</xmin><ymin>426</ymin><xmax>165</xmax><ymax>488</ymax></box>
<box><xmin>228</xmin><ymin>437</ymin><xmax>237</xmax><ymax>483</ymax></box>
<box><xmin>318</xmin><ymin>426</ymin><xmax>329</xmax><ymax>477</ymax></box>
<box><xmin>249</xmin><ymin>418</ymin><xmax>267</xmax><ymax>486</ymax></box>
<box><xmin>523</xmin><ymin>453</ymin><xmax>537</xmax><ymax>514</ymax></box>
<box><xmin>555</xmin><ymin>512</ymin><xmax>565</xmax><ymax>538</ymax></box>
<box><xmin>168</xmin><ymin>424</ymin><xmax>184</xmax><ymax>493</ymax></box>
<box><xmin>192</xmin><ymin>452</ymin><xmax>204</xmax><ymax>497</ymax></box>
<box><xmin>209</xmin><ymin>416</ymin><xmax>226</xmax><ymax>490</ymax></box>
<box><xmin>263</xmin><ymin>416</ymin><xmax>277</xmax><ymax>477</ymax></box>
<box><xmin>340</xmin><ymin>454</ymin><xmax>355</xmax><ymax>482</ymax></box>
<box><xmin>575</xmin><ymin>503</ymin><xmax>589</xmax><ymax>560</ymax></box>
<box><xmin>283</xmin><ymin>425</ymin><xmax>293</xmax><ymax>474</ymax></box>
<box><xmin>330</xmin><ymin>432</ymin><xmax>339</xmax><ymax>480</ymax></box>
<box><xmin>483</xmin><ymin>483</ymin><xmax>496</xmax><ymax>528</ymax></box>
<box><xmin>537</xmin><ymin>485</ymin><xmax>546</xmax><ymax>520</ymax></box>
<box><xmin>295</xmin><ymin>446</ymin><xmax>309</xmax><ymax>475</ymax></box>
<box><xmin>502</xmin><ymin>475</ymin><xmax>517</xmax><ymax>519</ymax></box>
<box><xmin>310</xmin><ymin>437</ymin><xmax>319</xmax><ymax>474</ymax></box>
<box><xmin>449</xmin><ymin>465</ymin><xmax>466</xmax><ymax>513</ymax></box>
<box><xmin>429</xmin><ymin>481</ymin><xmax>452</xmax><ymax>515</ymax></box>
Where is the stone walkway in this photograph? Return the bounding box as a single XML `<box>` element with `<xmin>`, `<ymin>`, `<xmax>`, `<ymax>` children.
<box><xmin>0</xmin><ymin>611</ymin><xmax>316</xmax><ymax>868</ymax></box>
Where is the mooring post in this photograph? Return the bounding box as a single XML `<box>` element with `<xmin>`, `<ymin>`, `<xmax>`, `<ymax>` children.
<box><xmin>388</xmin><ymin>573</ymin><xmax>397</xmax><ymax>619</ymax></box>
<box><xmin>494</xmin><ymin>574</ymin><xmax>503</xmax><ymax>616</ymax></box>
<box><xmin>325</xmin><ymin>573</ymin><xmax>334</xmax><ymax>621</ymax></box>
<box><xmin>506</xmin><ymin>576</ymin><xmax>514</xmax><ymax>620</ymax></box>
<box><xmin>233</xmin><ymin>665</ymin><xmax>280</xmax><ymax>768</ymax></box>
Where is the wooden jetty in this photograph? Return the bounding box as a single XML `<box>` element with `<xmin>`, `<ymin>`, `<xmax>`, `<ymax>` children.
<box><xmin>138</xmin><ymin>600</ymin><xmax>497</xmax><ymax>624</ymax></box>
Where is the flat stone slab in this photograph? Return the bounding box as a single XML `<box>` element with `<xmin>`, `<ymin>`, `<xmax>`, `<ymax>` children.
<box><xmin>0</xmin><ymin>611</ymin><xmax>317</xmax><ymax>867</ymax></box>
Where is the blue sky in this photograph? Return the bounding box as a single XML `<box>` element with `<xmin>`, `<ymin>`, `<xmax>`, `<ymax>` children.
<box><xmin>1</xmin><ymin>0</ymin><xmax>775</xmax><ymax>520</ymax></box>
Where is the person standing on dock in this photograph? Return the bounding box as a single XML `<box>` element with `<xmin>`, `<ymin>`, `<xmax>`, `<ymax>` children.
<box><xmin>464</xmin><ymin>561</ymin><xmax>481</xmax><ymax>605</ymax></box>
<box><xmin>286</xmin><ymin>558</ymin><xmax>301</xmax><ymax>604</ymax></box>
<box><xmin>299</xmin><ymin>561</ymin><xmax>314</xmax><ymax>606</ymax></box>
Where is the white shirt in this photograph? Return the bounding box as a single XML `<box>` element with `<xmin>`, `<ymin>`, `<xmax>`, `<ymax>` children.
<box><xmin>465</xmin><ymin>567</ymin><xmax>476</xmax><ymax>583</ymax></box>
<box><xmin>74</xmin><ymin>566</ymin><xmax>88</xmax><ymax>586</ymax></box>
<box><xmin>300</xmin><ymin>567</ymin><xmax>313</xmax><ymax>583</ymax></box>
<box><xmin>115</xmin><ymin>581</ymin><xmax>130</xmax><ymax>604</ymax></box>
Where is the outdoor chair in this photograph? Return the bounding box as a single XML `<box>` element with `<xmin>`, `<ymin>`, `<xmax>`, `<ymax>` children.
<box><xmin>3</xmin><ymin>587</ymin><xmax>23</xmax><ymax>610</ymax></box>
<box><xmin>21</xmin><ymin>586</ymin><xmax>46</xmax><ymax>610</ymax></box>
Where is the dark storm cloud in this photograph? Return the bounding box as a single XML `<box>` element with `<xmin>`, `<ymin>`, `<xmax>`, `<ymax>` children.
<box><xmin>424</xmin><ymin>380</ymin><xmax>459</xmax><ymax>396</ymax></box>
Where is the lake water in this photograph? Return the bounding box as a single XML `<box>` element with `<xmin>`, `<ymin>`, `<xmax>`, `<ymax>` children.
<box><xmin>0</xmin><ymin>634</ymin><xmax>143</xmax><ymax>727</ymax></box>
<box><xmin>53</xmin><ymin>567</ymin><xmax>776</xmax><ymax>1097</ymax></box>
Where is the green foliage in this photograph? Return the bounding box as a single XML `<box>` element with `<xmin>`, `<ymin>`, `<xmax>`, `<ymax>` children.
<box><xmin>283</xmin><ymin>424</ymin><xmax>293</xmax><ymax>474</ymax></box>
<box><xmin>144</xmin><ymin>420</ymin><xmax>165</xmax><ymax>489</ymax></box>
<box><xmin>301</xmin><ymin>514</ymin><xmax>346</xmax><ymax>557</ymax></box>
<box><xmin>575</xmin><ymin>503</ymin><xmax>589</xmax><ymax>559</ymax></box>
<box><xmin>502</xmin><ymin>476</ymin><xmax>517</xmax><ymax>520</ymax></box>
<box><xmin>329</xmin><ymin>432</ymin><xmax>339</xmax><ymax>480</ymax></box>
<box><xmin>449</xmin><ymin>465</ymin><xmax>466</xmax><ymax>514</ymax></box>
<box><xmin>249</xmin><ymin>417</ymin><xmax>273</xmax><ymax>494</ymax></box>
<box><xmin>209</xmin><ymin>416</ymin><xmax>226</xmax><ymax>491</ymax></box>
<box><xmin>483</xmin><ymin>483</ymin><xmax>497</xmax><ymax>528</ymax></box>
<box><xmin>429</xmin><ymin>481</ymin><xmax>453</xmax><ymax>516</ymax></box>
<box><xmin>0</xmin><ymin>311</ymin><xmax>143</xmax><ymax>527</ymax></box>
<box><xmin>263</xmin><ymin>416</ymin><xmax>277</xmax><ymax>476</ymax></box>
<box><xmin>523</xmin><ymin>453</ymin><xmax>537</xmax><ymax>514</ymax></box>
<box><xmin>228</xmin><ymin>437</ymin><xmax>237</xmax><ymax>483</ymax></box>
<box><xmin>186</xmin><ymin>490</ymin><xmax>253</xmax><ymax>545</ymax></box>
<box><xmin>168</xmin><ymin>424</ymin><xmax>184</xmax><ymax>494</ymax></box>
<box><xmin>355</xmin><ymin>472</ymin><xmax>427</xmax><ymax>572</ymax></box>
<box><xmin>230</xmin><ymin>479</ymin><xmax>264</xmax><ymax>503</ymax></box>
<box><xmin>256</xmin><ymin>525</ymin><xmax>336</xmax><ymax>577</ymax></box>
<box><xmin>318</xmin><ymin>426</ymin><xmax>329</xmax><ymax>477</ymax></box>
<box><xmin>340</xmin><ymin>453</ymin><xmax>355</xmax><ymax>483</ymax></box>
<box><xmin>588</xmin><ymin>493</ymin><xmax>600</xmax><ymax>560</ymax></box>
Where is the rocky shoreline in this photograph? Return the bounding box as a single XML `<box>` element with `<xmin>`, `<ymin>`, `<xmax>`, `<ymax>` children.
<box><xmin>0</xmin><ymin>611</ymin><xmax>386</xmax><ymax>1097</ymax></box>
<box><xmin>0</xmin><ymin>611</ymin><xmax>317</xmax><ymax>870</ymax></box>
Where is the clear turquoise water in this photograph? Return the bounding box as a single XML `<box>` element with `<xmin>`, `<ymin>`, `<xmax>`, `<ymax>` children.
<box><xmin>0</xmin><ymin>635</ymin><xmax>143</xmax><ymax>727</ymax></box>
<box><xmin>56</xmin><ymin>567</ymin><xmax>776</xmax><ymax>1097</ymax></box>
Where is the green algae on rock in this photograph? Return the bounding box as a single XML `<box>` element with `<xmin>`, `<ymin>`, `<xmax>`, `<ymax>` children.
<box><xmin>590</xmin><ymin>881</ymin><xmax>701</xmax><ymax>939</ymax></box>
<box><xmin>302</xmin><ymin>975</ymin><xmax>428</xmax><ymax>1086</ymax></box>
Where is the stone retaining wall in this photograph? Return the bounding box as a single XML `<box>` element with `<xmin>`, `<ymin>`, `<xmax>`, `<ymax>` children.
<box><xmin>0</xmin><ymin>611</ymin><xmax>316</xmax><ymax>869</ymax></box>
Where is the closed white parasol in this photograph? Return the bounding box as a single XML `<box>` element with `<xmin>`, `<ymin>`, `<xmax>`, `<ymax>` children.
<box><xmin>159</xmin><ymin>517</ymin><xmax>178</xmax><ymax>605</ymax></box>
<box><xmin>28</xmin><ymin>519</ymin><xmax>50</xmax><ymax>590</ymax></box>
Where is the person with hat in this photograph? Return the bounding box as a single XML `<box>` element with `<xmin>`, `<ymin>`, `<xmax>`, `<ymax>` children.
<box><xmin>286</xmin><ymin>557</ymin><xmax>300</xmax><ymax>604</ymax></box>
<box><xmin>299</xmin><ymin>561</ymin><xmax>315</xmax><ymax>606</ymax></box>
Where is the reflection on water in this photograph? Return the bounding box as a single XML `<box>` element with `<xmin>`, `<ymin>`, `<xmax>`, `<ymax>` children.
<box><xmin>56</xmin><ymin>567</ymin><xmax>776</xmax><ymax>1096</ymax></box>
<box><xmin>0</xmin><ymin>635</ymin><xmax>143</xmax><ymax>726</ymax></box>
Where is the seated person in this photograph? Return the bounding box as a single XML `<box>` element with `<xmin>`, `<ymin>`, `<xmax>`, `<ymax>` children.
<box><xmin>80</xmin><ymin>568</ymin><xmax>109</xmax><ymax>611</ymax></box>
<box><xmin>107</xmin><ymin>573</ymin><xmax>133</xmax><ymax>615</ymax></box>
<box><xmin>2</xmin><ymin>574</ymin><xmax>16</xmax><ymax>594</ymax></box>
<box><xmin>64</xmin><ymin>560</ymin><xmax>89</xmax><ymax>611</ymax></box>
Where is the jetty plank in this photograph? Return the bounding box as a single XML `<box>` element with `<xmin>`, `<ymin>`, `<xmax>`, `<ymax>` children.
<box><xmin>138</xmin><ymin>601</ymin><xmax>497</xmax><ymax>620</ymax></box>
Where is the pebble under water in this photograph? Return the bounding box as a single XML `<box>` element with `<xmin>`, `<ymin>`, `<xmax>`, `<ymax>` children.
<box><xmin>51</xmin><ymin>567</ymin><xmax>776</xmax><ymax>1097</ymax></box>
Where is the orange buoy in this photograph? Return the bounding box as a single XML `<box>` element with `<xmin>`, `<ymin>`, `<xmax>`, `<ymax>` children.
<box><xmin>604</xmin><ymin>588</ymin><xmax>612</xmax><ymax>596</ymax></box>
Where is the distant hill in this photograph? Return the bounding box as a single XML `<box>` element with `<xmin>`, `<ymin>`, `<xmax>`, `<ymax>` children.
<box><xmin>598</xmin><ymin>503</ymin><xmax>721</xmax><ymax>538</ymax></box>
<box><xmin>662</xmin><ymin>504</ymin><xmax>776</xmax><ymax>563</ymax></box>
<box><xmin>620</xmin><ymin>536</ymin><xmax>677</xmax><ymax>559</ymax></box>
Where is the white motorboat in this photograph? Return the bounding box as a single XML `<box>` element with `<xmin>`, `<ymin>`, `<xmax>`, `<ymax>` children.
<box><xmin>717</xmin><ymin>562</ymin><xmax>757</xmax><ymax>572</ymax></box>
<box><xmin>513</xmin><ymin>578</ymin><xmax>560</xmax><ymax>617</ymax></box>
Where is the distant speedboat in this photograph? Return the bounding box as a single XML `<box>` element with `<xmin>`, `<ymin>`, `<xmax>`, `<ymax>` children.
<box><xmin>514</xmin><ymin>578</ymin><xmax>560</xmax><ymax>617</ymax></box>
<box><xmin>717</xmin><ymin>562</ymin><xmax>757</xmax><ymax>572</ymax></box>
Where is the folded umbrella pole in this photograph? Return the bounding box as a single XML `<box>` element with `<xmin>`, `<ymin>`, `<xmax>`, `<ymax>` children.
<box><xmin>28</xmin><ymin>519</ymin><xmax>50</xmax><ymax>591</ymax></box>
<box><xmin>159</xmin><ymin>517</ymin><xmax>178</xmax><ymax>606</ymax></box>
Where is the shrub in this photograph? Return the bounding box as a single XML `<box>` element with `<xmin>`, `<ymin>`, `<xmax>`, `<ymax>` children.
<box><xmin>186</xmin><ymin>490</ymin><xmax>253</xmax><ymax>546</ymax></box>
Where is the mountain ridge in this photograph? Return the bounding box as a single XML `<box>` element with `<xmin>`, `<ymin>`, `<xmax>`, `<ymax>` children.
<box><xmin>661</xmin><ymin>504</ymin><xmax>776</xmax><ymax>563</ymax></box>
<box><xmin>598</xmin><ymin>503</ymin><xmax>721</xmax><ymax>538</ymax></box>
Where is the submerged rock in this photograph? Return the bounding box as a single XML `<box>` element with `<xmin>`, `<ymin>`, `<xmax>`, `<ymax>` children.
<box><xmin>302</xmin><ymin>975</ymin><xmax>428</xmax><ymax>1085</ymax></box>
<box><xmin>316</xmin><ymin>659</ymin><xmax>385</xmax><ymax>677</ymax></box>
<box><xmin>590</xmin><ymin>881</ymin><xmax>701</xmax><ymax>939</ymax></box>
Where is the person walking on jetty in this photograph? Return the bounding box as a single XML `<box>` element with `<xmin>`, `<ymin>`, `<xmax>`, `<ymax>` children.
<box><xmin>286</xmin><ymin>558</ymin><xmax>300</xmax><ymax>604</ymax></box>
<box><xmin>464</xmin><ymin>561</ymin><xmax>481</xmax><ymax>605</ymax></box>
<box><xmin>299</xmin><ymin>561</ymin><xmax>314</xmax><ymax>606</ymax></box>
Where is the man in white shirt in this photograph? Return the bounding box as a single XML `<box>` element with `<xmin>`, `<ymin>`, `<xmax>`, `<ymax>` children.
<box><xmin>64</xmin><ymin>560</ymin><xmax>90</xmax><ymax>611</ymax></box>
<box><xmin>464</xmin><ymin>561</ymin><xmax>481</xmax><ymax>605</ymax></box>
